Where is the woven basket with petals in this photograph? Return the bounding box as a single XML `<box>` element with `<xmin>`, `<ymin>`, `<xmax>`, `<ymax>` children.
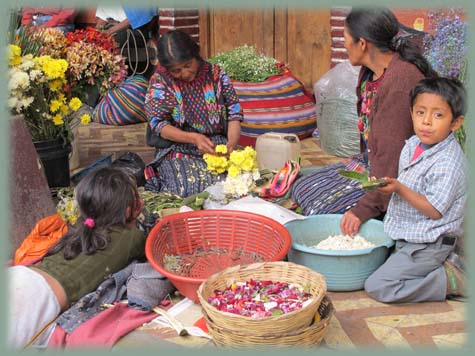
<box><xmin>197</xmin><ymin>261</ymin><xmax>327</xmax><ymax>336</ymax></box>
<box><xmin>203</xmin><ymin>295</ymin><xmax>334</xmax><ymax>348</ymax></box>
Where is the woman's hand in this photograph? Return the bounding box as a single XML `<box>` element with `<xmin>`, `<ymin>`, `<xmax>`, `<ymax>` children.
<box><xmin>340</xmin><ymin>210</ymin><xmax>362</xmax><ymax>236</ymax></box>
<box><xmin>193</xmin><ymin>133</ymin><xmax>215</xmax><ymax>154</ymax></box>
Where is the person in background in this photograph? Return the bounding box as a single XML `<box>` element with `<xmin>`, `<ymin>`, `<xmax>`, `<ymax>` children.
<box><xmin>144</xmin><ymin>30</ymin><xmax>243</xmax><ymax>197</ymax></box>
<box><xmin>95</xmin><ymin>6</ymin><xmax>158</xmax><ymax>76</ymax></box>
<box><xmin>291</xmin><ymin>6</ymin><xmax>437</xmax><ymax>233</ymax></box>
<box><xmin>365</xmin><ymin>77</ymin><xmax>467</xmax><ymax>303</ymax></box>
<box><xmin>7</xmin><ymin>167</ymin><xmax>146</xmax><ymax>349</ymax></box>
<box><xmin>20</xmin><ymin>7</ymin><xmax>77</xmax><ymax>34</ymax></box>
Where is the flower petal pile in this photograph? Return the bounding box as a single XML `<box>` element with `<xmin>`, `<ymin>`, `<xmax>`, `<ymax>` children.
<box><xmin>208</xmin><ymin>279</ymin><xmax>313</xmax><ymax>318</ymax></box>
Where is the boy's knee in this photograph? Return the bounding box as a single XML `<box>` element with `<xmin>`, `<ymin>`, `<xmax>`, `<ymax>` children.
<box><xmin>364</xmin><ymin>274</ymin><xmax>389</xmax><ymax>302</ymax></box>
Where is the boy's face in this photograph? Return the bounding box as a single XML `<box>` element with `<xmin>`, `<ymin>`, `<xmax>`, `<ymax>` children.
<box><xmin>411</xmin><ymin>93</ymin><xmax>464</xmax><ymax>146</ymax></box>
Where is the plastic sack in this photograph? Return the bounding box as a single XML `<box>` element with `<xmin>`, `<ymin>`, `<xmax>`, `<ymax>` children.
<box><xmin>111</xmin><ymin>152</ymin><xmax>146</xmax><ymax>187</ymax></box>
<box><xmin>314</xmin><ymin>61</ymin><xmax>361</xmax><ymax>157</ymax></box>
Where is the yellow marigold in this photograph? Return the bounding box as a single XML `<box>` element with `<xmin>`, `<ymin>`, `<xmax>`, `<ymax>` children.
<box><xmin>243</xmin><ymin>146</ymin><xmax>257</xmax><ymax>158</ymax></box>
<box><xmin>80</xmin><ymin>114</ymin><xmax>91</xmax><ymax>125</ymax></box>
<box><xmin>49</xmin><ymin>79</ymin><xmax>63</xmax><ymax>92</ymax></box>
<box><xmin>60</xmin><ymin>104</ymin><xmax>69</xmax><ymax>115</ymax></box>
<box><xmin>228</xmin><ymin>165</ymin><xmax>241</xmax><ymax>177</ymax></box>
<box><xmin>204</xmin><ymin>153</ymin><xmax>229</xmax><ymax>174</ymax></box>
<box><xmin>69</xmin><ymin>97</ymin><xmax>82</xmax><ymax>111</ymax></box>
<box><xmin>241</xmin><ymin>158</ymin><xmax>256</xmax><ymax>171</ymax></box>
<box><xmin>50</xmin><ymin>99</ymin><xmax>62</xmax><ymax>113</ymax></box>
<box><xmin>53</xmin><ymin>114</ymin><xmax>64</xmax><ymax>125</ymax></box>
<box><xmin>229</xmin><ymin>150</ymin><xmax>245</xmax><ymax>166</ymax></box>
<box><xmin>8</xmin><ymin>45</ymin><xmax>21</xmax><ymax>66</ymax></box>
<box><xmin>41</xmin><ymin>57</ymin><xmax>68</xmax><ymax>79</ymax></box>
<box><xmin>215</xmin><ymin>144</ymin><xmax>228</xmax><ymax>154</ymax></box>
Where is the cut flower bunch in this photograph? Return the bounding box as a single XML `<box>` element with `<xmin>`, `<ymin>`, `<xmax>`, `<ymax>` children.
<box><xmin>65</xmin><ymin>27</ymin><xmax>128</xmax><ymax>101</ymax></box>
<box><xmin>209</xmin><ymin>44</ymin><xmax>282</xmax><ymax>82</ymax></box>
<box><xmin>204</xmin><ymin>145</ymin><xmax>260</xmax><ymax>197</ymax></box>
<box><xmin>8</xmin><ymin>38</ymin><xmax>89</xmax><ymax>142</ymax></box>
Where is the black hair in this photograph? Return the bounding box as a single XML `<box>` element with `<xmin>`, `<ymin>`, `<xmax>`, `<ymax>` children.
<box><xmin>410</xmin><ymin>77</ymin><xmax>467</xmax><ymax>120</ymax></box>
<box><xmin>47</xmin><ymin>167</ymin><xmax>140</xmax><ymax>260</ymax></box>
<box><xmin>157</xmin><ymin>30</ymin><xmax>201</xmax><ymax>68</ymax></box>
<box><xmin>345</xmin><ymin>6</ymin><xmax>438</xmax><ymax>78</ymax></box>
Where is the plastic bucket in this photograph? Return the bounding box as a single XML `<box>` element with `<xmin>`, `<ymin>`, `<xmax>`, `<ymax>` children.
<box><xmin>34</xmin><ymin>138</ymin><xmax>71</xmax><ymax>188</ymax></box>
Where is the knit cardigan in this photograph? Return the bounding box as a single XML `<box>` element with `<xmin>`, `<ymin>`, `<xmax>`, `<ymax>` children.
<box><xmin>351</xmin><ymin>53</ymin><xmax>425</xmax><ymax>223</ymax></box>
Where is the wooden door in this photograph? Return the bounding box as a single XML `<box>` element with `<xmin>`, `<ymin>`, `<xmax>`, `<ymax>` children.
<box><xmin>199</xmin><ymin>8</ymin><xmax>331</xmax><ymax>89</ymax></box>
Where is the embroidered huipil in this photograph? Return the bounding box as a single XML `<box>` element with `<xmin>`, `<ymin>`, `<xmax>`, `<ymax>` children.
<box><xmin>358</xmin><ymin>72</ymin><xmax>385</xmax><ymax>156</ymax></box>
<box><xmin>384</xmin><ymin>133</ymin><xmax>467</xmax><ymax>243</ymax></box>
<box><xmin>145</xmin><ymin>61</ymin><xmax>243</xmax><ymax>157</ymax></box>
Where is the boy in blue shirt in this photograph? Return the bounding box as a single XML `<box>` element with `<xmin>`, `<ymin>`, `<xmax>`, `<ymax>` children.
<box><xmin>364</xmin><ymin>77</ymin><xmax>467</xmax><ymax>303</ymax></box>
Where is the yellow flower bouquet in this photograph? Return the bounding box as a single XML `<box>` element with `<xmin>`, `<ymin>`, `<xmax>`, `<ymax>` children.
<box><xmin>8</xmin><ymin>28</ymin><xmax>91</xmax><ymax>143</ymax></box>
<box><xmin>204</xmin><ymin>145</ymin><xmax>261</xmax><ymax>197</ymax></box>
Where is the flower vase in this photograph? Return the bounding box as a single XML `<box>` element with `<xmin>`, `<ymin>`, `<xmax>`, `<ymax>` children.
<box><xmin>33</xmin><ymin>138</ymin><xmax>71</xmax><ymax>188</ymax></box>
<box><xmin>85</xmin><ymin>85</ymin><xmax>100</xmax><ymax>108</ymax></box>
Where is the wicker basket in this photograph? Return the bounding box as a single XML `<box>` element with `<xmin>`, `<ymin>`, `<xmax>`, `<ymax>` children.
<box><xmin>204</xmin><ymin>295</ymin><xmax>334</xmax><ymax>348</ymax></box>
<box><xmin>197</xmin><ymin>261</ymin><xmax>327</xmax><ymax>334</ymax></box>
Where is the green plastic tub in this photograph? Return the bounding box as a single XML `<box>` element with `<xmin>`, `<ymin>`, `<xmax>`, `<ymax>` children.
<box><xmin>285</xmin><ymin>214</ymin><xmax>394</xmax><ymax>291</ymax></box>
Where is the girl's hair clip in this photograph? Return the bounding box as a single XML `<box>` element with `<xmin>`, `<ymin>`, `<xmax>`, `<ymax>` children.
<box><xmin>84</xmin><ymin>218</ymin><xmax>95</xmax><ymax>228</ymax></box>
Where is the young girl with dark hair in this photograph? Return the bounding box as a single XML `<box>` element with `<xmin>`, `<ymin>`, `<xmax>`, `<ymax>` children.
<box><xmin>292</xmin><ymin>6</ymin><xmax>437</xmax><ymax>234</ymax></box>
<box><xmin>144</xmin><ymin>30</ymin><xmax>243</xmax><ymax>197</ymax></box>
<box><xmin>7</xmin><ymin>167</ymin><xmax>146</xmax><ymax>349</ymax></box>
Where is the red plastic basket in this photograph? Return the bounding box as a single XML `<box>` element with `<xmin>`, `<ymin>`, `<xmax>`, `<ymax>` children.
<box><xmin>145</xmin><ymin>210</ymin><xmax>292</xmax><ymax>302</ymax></box>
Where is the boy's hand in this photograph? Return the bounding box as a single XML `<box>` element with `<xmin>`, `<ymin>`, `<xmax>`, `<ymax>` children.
<box><xmin>377</xmin><ymin>177</ymin><xmax>399</xmax><ymax>195</ymax></box>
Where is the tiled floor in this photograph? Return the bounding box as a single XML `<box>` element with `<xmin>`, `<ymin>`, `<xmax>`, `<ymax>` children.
<box><xmin>70</xmin><ymin>127</ymin><xmax>467</xmax><ymax>349</ymax></box>
<box><xmin>115</xmin><ymin>290</ymin><xmax>466</xmax><ymax>349</ymax></box>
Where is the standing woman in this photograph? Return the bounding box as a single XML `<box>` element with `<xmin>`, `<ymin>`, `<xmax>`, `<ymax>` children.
<box><xmin>144</xmin><ymin>30</ymin><xmax>243</xmax><ymax>197</ymax></box>
<box><xmin>292</xmin><ymin>6</ymin><xmax>437</xmax><ymax>234</ymax></box>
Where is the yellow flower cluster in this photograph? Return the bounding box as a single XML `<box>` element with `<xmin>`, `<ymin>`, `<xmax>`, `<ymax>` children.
<box><xmin>8</xmin><ymin>44</ymin><xmax>91</xmax><ymax>141</ymax></box>
<box><xmin>203</xmin><ymin>145</ymin><xmax>258</xmax><ymax>176</ymax></box>
<box><xmin>56</xmin><ymin>188</ymin><xmax>78</xmax><ymax>225</ymax></box>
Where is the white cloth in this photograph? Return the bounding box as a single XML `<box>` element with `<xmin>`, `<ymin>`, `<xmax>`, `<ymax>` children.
<box><xmin>216</xmin><ymin>195</ymin><xmax>306</xmax><ymax>225</ymax></box>
<box><xmin>95</xmin><ymin>6</ymin><xmax>127</xmax><ymax>22</ymax></box>
<box><xmin>7</xmin><ymin>266</ymin><xmax>60</xmax><ymax>349</ymax></box>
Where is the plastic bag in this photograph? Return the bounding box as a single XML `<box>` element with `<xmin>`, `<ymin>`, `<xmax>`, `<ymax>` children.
<box><xmin>314</xmin><ymin>61</ymin><xmax>361</xmax><ymax>157</ymax></box>
<box><xmin>111</xmin><ymin>152</ymin><xmax>146</xmax><ymax>187</ymax></box>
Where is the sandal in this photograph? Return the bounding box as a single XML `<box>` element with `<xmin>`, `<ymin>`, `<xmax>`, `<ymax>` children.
<box><xmin>260</xmin><ymin>160</ymin><xmax>300</xmax><ymax>199</ymax></box>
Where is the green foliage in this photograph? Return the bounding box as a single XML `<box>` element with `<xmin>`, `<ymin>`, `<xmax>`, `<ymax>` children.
<box><xmin>338</xmin><ymin>170</ymin><xmax>387</xmax><ymax>191</ymax></box>
<box><xmin>209</xmin><ymin>44</ymin><xmax>281</xmax><ymax>82</ymax></box>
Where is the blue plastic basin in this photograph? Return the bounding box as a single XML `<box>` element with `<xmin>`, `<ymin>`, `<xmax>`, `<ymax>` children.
<box><xmin>285</xmin><ymin>214</ymin><xmax>394</xmax><ymax>291</ymax></box>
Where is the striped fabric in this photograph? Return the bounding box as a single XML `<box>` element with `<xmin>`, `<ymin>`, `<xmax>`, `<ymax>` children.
<box><xmin>232</xmin><ymin>71</ymin><xmax>317</xmax><ymax>146</ymax></box>
<box><xmin>291</xmin><ymin>157</ymin><xmax>368</xmax><ymax>216</ymax></box>
<box><xmin>92</xmin><ymin>75</ymin><xmax>149</xmax><ymax>125</ymax></box>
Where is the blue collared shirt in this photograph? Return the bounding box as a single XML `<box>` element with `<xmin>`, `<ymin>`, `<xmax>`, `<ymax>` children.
<box><xmin>384</xmin><ymin>133</ymin><xmax>467</xmax><ymax>243</ymax></box>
